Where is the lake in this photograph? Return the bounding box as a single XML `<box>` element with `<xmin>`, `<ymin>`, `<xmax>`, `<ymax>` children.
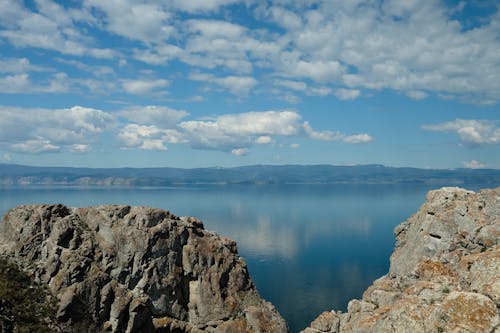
<box><xmin>0</xmin><ymin>183</ymin><xmax>491</xmax><ymax>332</ymax></box>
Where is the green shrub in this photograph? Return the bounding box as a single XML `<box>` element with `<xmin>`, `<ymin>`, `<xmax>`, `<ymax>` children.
<box><xmin>0</xmin><ymin>257</ymin><xmax>58</xmax><ymax>333</ymax></box>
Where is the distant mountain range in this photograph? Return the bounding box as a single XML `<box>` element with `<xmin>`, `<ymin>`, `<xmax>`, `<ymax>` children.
<box><xmin>1</xmin><ymin>164</ymin><xmax>499</xmax><ymax>186</ymax></box>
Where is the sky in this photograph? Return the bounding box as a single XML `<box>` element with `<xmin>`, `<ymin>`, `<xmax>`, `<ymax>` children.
<box><xmin>0</xmin><ymin>0</ymin><xmax>499</xmax><ymax>169</ymax></box>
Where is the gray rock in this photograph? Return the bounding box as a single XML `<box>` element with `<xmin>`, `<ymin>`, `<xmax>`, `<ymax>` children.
<box><xmin>301</xmin><ymin>187</ymin><xmax>500</xmax><ymax>333</ymax></box>
<box><xmin>0</xmin><ymin>204</ymin><xmax>288</xmax><ymax>333</ymax></box>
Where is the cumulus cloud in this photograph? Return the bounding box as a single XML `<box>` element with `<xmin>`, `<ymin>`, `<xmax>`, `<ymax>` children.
<box><xmin>187</xmin><ymin>19</ymin><xmax>245</xmax><ymax>38</ymax></box>
<box><xmin>189</xmin><ymin>72</ymin><xmax>257</xmax><ymax>96</ymax></box>
<box><xmin>0</xmin><ymin>0</ymin><xmax>116</xmax><ymax>58</ymax></box>
<box><xmin>406</xmin><ymin>90</ymin><xmax>428</xmax><ymax>100</ymax></box>
<box><xmin>0</xmin><ymin>57</ymin><xmax>47</xmax><ymax>73</ymax></box>
<box><xmin>335</xmin><ymin>88</ymin><xmax>361</xmax><ymax>100</ymax></box>
<box><xmin>3</xmin><ymin>153</ymin><xmax>12</xmax><ymax>162</ymax></box>
<box><xmin>303</xmin><ymin>121</ymin><xmax>373</xmax><ymax>144</ymax></box>
<box><xmin>118</xmin><ymin>108</ymin><xmax>372</xmax><ymax>153</ymax></box>
<box><xmin>462</xmin><ymin>160</ymin><xmax>486</xmax><ymax>169</ymax></box>
<box><xmin>423</xmin><ymin>119</ymin><xmax>500</xmax><ymax>146</ymax></box>
<box><xmin>170</xmin><ymin>0</ymin><xmax>240</xmax><ymax>13</ymax></box>
<box><xmin>175</xmin><ymin>110</ymin><xmax>372</xmax><ymax>152</ymax></box>
<box><xmin>2</xmin><ymin>1</ymin><xmax>500</xmax><ymax>102</ymax></box>
<box><xmin>84</xmin><ymin>1</ymin><xmax>173</xmax><ymax>43</ymax></box>
<box><xmin>10</xmin><ymin>139</ymin><xmax>60</xmax><ymax>153</ymax></box>
<box><xmin>119</xmin><ymin>105</ymin><xmax>189</xmax><ymax>128</ymax></box>
<box><xmin>70</xmin><ymin>144</ymin><xmax>92</xmax><ymax>153</ymax></box>
<box><xmin>231</xmin><ymin>148</ymin><xmax>249</xmax><ymax>156</ymax></box>
<box><xmin>0</xmin><ymin>106</ymin><xmax>112</xmax><ymax>153</ymax></box>
<box><xmin>0</xmin><ymin>104</ymin><xmax>373</xmax><ymax>156</ymax></box>
<box><xmin>275</xmin><ymin>79</ymin><xmax>332</xmax><ymax>96</ymax></box>
<box><xmin>255</xmin><ymin>136</ymin><xmax>273</xmax><ymax>144</ymax></box>
<box><xmin>0</xmin><ymin>74</ymin><xmax>31</xmax><ymax>93</ymax></box>
<box><xmin>118</xmin><ymin>124</ymin><xmax>186</xmax><ymax>151</ymax></box>
<box><xmin>0</xmin><ymin>71</ymin><xmax>84</xmax><ymax>94</ymax></box>
<box><xmin>133</xmin><ymin>44</ymin><xmax>184</xmax><ymax>65</ymax></box>
<box><xmin>121</xmin><ymin>78</ymin><xmax>170</xmax><ymax>95</ymax></box>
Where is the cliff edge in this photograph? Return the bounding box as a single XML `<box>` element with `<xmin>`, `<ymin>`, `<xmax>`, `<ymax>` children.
<box><xmin>302</xmin><ymin>187</ymin><xmax>500</xmax><ymax>333</ymax></box>
<box><xmin>0</xmin><ymin>205</ymin><xmax>287</xmax><ymax>333</ymax></box>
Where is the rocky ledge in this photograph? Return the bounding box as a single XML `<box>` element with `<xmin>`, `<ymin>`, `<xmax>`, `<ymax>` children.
<box><xmin>302</xmin><ymin>187</ymin><xmax>500</xmax><ymax>333</ymax></box>
<box><xmin>0</xmin><ymin>205</ymin><xmax>287</xmax><ymax>333</ymax></box>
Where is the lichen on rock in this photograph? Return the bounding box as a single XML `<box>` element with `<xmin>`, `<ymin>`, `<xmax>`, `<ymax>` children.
<box><xmin>0</xmin><ymin>204</ymin><xmax>288</xmax><ymax>333</ymax></box>
<box><xmin>301</xmin><ymin>187</ymin><xmax>500</xmax><ymax>333</ymax></box>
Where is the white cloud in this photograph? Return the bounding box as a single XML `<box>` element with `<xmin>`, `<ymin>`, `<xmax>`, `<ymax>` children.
<box><xmin>84</xmin><ymin>1</ymin><xmax>173</xmax><ymax>43</ymax></box>
<box><xmin>119</xmin><ymin>106</ymin><xmax>188</xmax><ymax>128</ymax></box>
<box><xmin>406</xmin><ymin>90</ymin><xmax>428</xmax><ymax>100</ymax></box>
<box><xmin>0</xmin><ymin>104</ymin><xmax>373</xmax><ymax>156</ymax></box>
<box><xmin>176</xmin><ymin>110</ymin><xmax>372</xmax><ymax>153</ymax></box>
<box><xmin>462</xmin><ymin>160</ymin><xmax>486</xmax><ymax>169</ymax></box>
<box><xmin>231</xmin><ymin>148</ymin><xmax>249</xmax><ymax>156</ymax></box>
<box><xmin>170</xmin><ymin>0</ymin><xmax>240</xmax><ymax>13</ymax></box>
<box><xmin>0</xmin><ymin>1</ymin><xmax>116</xmax><ymax>58</ymax></box>
<box><xmin>122</xmin><ymin>78</ymin><xmax>170</xmax><ymax>95</ymax></box>
<box><xmin>302</xmin><ymin>122</ymin><xmax>334</xmax><ymax>141</ymax></box>
<box><xmin>0</xmin><ymin>57</ymin><xmax>47</xmax><ymax>73</ymax></box>
<box><xmin>267</xmin><ymin>6</ymin><xmax>303</xmax><ymax>31</ymax></box>
<box><xmin>133</xmin><ymin>44</ymin><xmax>184</xmax><ymax>65</ymax></box>
<box><xmin>287</xmin><ymin>60</ymin><xmax>345</xmax><ymax>83</ymax></box>
<box><xmin>215</xmin><ymin>76</ymin><xmax>258</xmax><ymax>95</ymax></box>
<box><xmin>118</xmin><ymin>124</ymin><xmax>186</xmax><ymax>151</ymax></box>
<box><xmin>255</xmin><ymin>136</ymin><xmax>273</xmax><ymax>144</ymax></box>
<box><xmin>0</xmin><ymin>74</ymin><xmax>31</xmax><ymax>93</ymax></box>
<box><xmin>189</xmin><ymin>72</ymin><xmax>257</xmax><ymax>96</ymax></box>
<box><xmin>69</xmin><ymin>144</ymin><xmax>92</xmax><ymax>153</ymax></box>
<box><xmin>423</xmin><ymin>119</ymin><xmax>500</xmax><ymax>146</ymax></box>
<box><xmin>264</xmin><ymin>1</ymin><xmax>500</xmax><ymax>102</ymax></box>
<box><xmin>340</xmin><ymin>133</ymin><xmax>373</xmax><ymax>144</ymax></box>
<box><xmin>275</xmin><ymin>79</ymin><xmax>331</xmax><ymax>97</ymax></box>
<box><xmin>2</xmin><ymin>1</ymin><xmax>500</xmax><ymax>103</ymax></box>
<box><xmin>55</xmin><ymin>58</ymin><xmax>114</xmax><ymax>77</ymax></box>
<box><xmin>303</xmin><ymin>122</ymin><xmax>373</xmax><ymax>144</ymax></box>
<box><xmin>187</xmin><ymin>19</ymin><xmax>245</xmax><ymax>38</ymax></box>
<box><xmin>0</xmin><ymin>71</ymin><xmax>80</xmax><ymax>94</ymax></box>
<box><xmin>289</xmin><ymin>143</ymin><xmax>300</xmax><ymax>149</ymax></box>
<box><xmin>335</xmin><ymin>88</ymin><xmax>361</xmax><ymax>100</ymax></box>
<box><xmin>10</xmin><ymin>139</ymin><xmax>60</xmax><ymax>153</ymax></box>
<box><xmin>3</xmin><ymin>153</ymin><xmax>12</xmax><ymax>162</ymax></box>
<box><xmin>276</xmin><ymin>79</ymin><xmax>307</xmax><ymax>91</ymax></box>
<box><xmin>0</xmin><ymin>106</ymin><xmax>112</xmax><ymax>153</ymax></box>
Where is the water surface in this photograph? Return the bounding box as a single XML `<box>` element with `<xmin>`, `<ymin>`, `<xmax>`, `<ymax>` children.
<box><xmin>0</xmin><ymin>183</ymin><xmax>489</xmax><ymax>332</ymax></box>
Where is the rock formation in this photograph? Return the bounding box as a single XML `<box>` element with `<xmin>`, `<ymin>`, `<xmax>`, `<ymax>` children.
<box><xmin>0</xmin><ymin>204</ymin><xmax>287</xmax><ymax>333</ymax></box>
<box><xmin>301</xmin><ymin>187</ymin><xmax>500</xmax><ymax>333</ymax></box>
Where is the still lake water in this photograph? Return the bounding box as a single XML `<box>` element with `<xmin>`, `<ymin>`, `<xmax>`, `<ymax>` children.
<box><xmin>0</xmin><ymin>183</ymin><xmax>491</xmax><ymax>332</ymax></box>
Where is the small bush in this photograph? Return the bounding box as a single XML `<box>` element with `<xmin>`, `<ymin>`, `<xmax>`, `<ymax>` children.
<box><xmin>0</xmin><ymin>257</ymin><xmax>58</xmax><ymax>333</ymax></box>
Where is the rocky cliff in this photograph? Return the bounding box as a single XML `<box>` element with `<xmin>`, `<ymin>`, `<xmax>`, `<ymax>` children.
<box><xmin>302</xmin><ymin>187</ymin><xmax>500</xmax><ymax>333</ymax></box>
<box><xmin>0</xmin><ymin>204</ymin><xmax>287</xmax><ymax>333</ymax></box>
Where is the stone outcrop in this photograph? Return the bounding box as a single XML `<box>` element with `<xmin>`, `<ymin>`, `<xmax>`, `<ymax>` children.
<box><xmin>302</xmin><ymin>187</ymin><xmax>500</xmax><ymax>333</ymax></box>
<box><xmin>0</xmin><ymin>204</ymin><xmax>287</xmax><ymax>333</ymax></box>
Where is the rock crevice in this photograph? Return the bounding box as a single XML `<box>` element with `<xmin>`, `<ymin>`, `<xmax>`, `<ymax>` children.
<box><xmin>301</xmin><ymin>187</ymin><xmax>500</xmax><ymax>333</ymax></box>
<box><xmin>0</xmin><ymin>204</ymin><xmax>287</xmax><ymax>333</ymax></box>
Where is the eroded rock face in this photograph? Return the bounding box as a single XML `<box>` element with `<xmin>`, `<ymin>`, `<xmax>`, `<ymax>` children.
<box><xmin>301</xmin><ymin>187</ymin><xmax>500</xmax><ymax>333</ymax></box>
<box><xmin>0</xmin><ymin>205</ymin><xmax>287</xmax><ymax>333</ymax></box>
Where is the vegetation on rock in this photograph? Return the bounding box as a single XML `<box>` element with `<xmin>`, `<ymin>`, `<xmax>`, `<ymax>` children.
<box><xmin>0</xmin><ymin>257</ymin><xmax>58</xmax><ymax>333</ymax></box>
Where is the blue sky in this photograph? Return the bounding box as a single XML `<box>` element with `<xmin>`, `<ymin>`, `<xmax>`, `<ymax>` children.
<box><xmin>0</xmin><ymin>0</ymin><xmax>499</xmax><ymax>169</ymax></box>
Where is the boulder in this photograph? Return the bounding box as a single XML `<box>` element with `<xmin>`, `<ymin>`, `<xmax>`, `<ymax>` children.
<box><xmin>301</xmin><ymin>187</ymin><xmax>500</xmax><ymax>333</ymax></box>
<box><xmin>0</xmin><ymin>204</ymin><xmax>287</xmax><ymax>333</ymax></box>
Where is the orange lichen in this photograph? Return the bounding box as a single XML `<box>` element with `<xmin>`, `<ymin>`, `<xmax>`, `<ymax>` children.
<box><xmin>417</xmin><ymin>259</ymin><xmax>456</xmax><ymax>279</ymax></box>
<box><xmin>440</xmin><ymin>292</ymin><xmax>498</xmax><ymax>332</ymax></box>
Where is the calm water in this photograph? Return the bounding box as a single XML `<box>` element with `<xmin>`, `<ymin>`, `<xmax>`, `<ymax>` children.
<box><xmin>0</xmin><ymin>183</ymin><xmax>490</xmax><ymax>332</ymax></box>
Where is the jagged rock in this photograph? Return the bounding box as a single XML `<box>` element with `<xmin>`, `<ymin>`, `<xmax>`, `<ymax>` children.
<box><xmin>0</xmin><ymin>204</ymin><xmax>287</xmax><ymax>333</ymax></box>
<box><xmin>301</xmin><ymin>187</ymin><xmax>500</xmax><ymax>333</ymax></box>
